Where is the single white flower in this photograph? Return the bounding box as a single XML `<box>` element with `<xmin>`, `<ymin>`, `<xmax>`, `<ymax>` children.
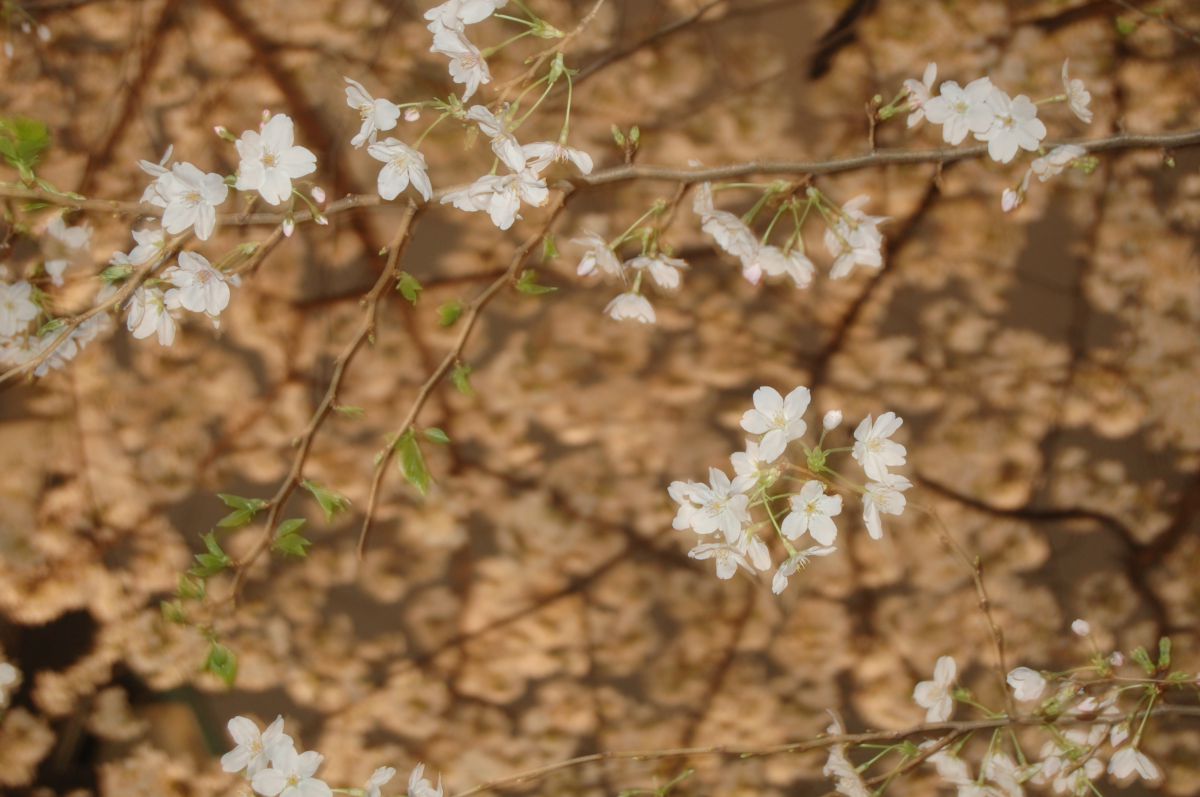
<box><xmin>924</xmin><ymin>77</ymin><xmax>997</xmax><ymax>145</ymax></box>
<box><xmin>440</xmin><ymin>169</ymin><xmax>548</xmax><ymax>230</ymax></box>
<box><xmin>251</xmin><ymin>744</ymin><xmax>332</xmax><ymax>797</ymax></box>
<box><xmin>0</xmin><ymin>660</ymin><xmax>21</xmax><ymax>708</ymax></box>
<box><xmin>160</xmin><ymin>162</ymin><xmax>229</xmax><ymax>240</ymax></box>
<box><xmin>344</xmin><ymin>77</ymin><xmax>401</xmax><ymax>148</ymax></box>
<box><xmin>824</xmin><ymin>195</ymin><xmax>886</xmax><ymax>279</ymax></box>
<box><xmin>913</xmin><ymin>655</ymin><xmax>957</xmax><ymax>722</ymax></box>
<box><xmin>782</xmin><ymin>480</ymin><xmax>842</xmax><ymax>545</ymax></box>
<box><xmin>978</xmin><ymin>88</ymin><xmax>1046</xmax><ymax>164</ymax></box>
<box><xmin>1070</xmin><ymin>619</ymin><xmax>1091</xmax><ymax>637</ymax></box>
<box><xmin>750</xmin><ymin>244</ymin><xmax>815</xmax><ymax>289</ymax></box>
<box><xmin>823</xmin><ymin>713</ymin><xmax>870</xmax><ymax>797</ymax></box>
<box><xmin>1006</xmin><ymin>666</ymin><xmax>1047</xmax><ymax>702</ymax></box>
<box><xmin>862</xmin><ymin>475</ymin><xmax>912</xmax><ymax>540</ymax></box>
<box><xmin>572</xmin><ymin>232</ymin><xmax>622</xmax><ymax>278</ymax></box>
<box><xmin>125</xmin><ymin>286</ymin><xmax>177</xmax><ymax>347</ymax></box>
<box><xmin>771</xmin><ymin>545</ymin><xmax>836</xmax><ymax>594</ymax></box>
<box><xmin>851</xmin><ymin>412</ymin><xmax>907</xmax><ymax>481</ymax></box>
<box><xmin>236</xmin><ymin>113</ymin><xmax>318</xmax><ymax>205</ymax></box>
<box><xmin>43</xmin><ymin>216</ymin><xmax>92</xmax><ymax>286</ymax></box>
<box><xmin>982</xmin><ymin>752</ymin><xmax>1025</xmax><ymax>797</ymax></box>
<box><xmin>465</xmin><ymin>105</ymin><xmax>525</xmax><ymax>170</ymax></box>
<box><xmin>424</xmin><ymin>0</ymin><xmax>507</xmax><ymax>32</ymax></box>
<box><xmin>162</xmin><ymin>251</ymin><xmax>230</xmax><ymax>317</ymax></box>
<box><xmin>118</xmin><ymin>226</ymin><xmax>167</xmax><ymax>266</ymax></box>
<box><xmin>431</xmin><ymin>28</ymin><xmax>491</xmax><ymax>102</ymax></box>
<box><xmin>688</xmin><ymin>542</ymin><xmax>755</xmax><ymax>580</ymax></box>
<box><xmin>604</xmin><ymin>292</ymin><xmax>656</xmax><ymax>324</ymax></box>
<box><xmin>220</xmin><ymin>715</ymin><xmax>293</xmax><ymax>776</ymax></box>
<box><xmin>1031</xmin><ymin>144</ymin><xmax>1086</xmax><ymax>182</ymax></box>
<box><xmin>730</xmin><ymin>438</ymin><xmax>781</xmax><ymax>489</ymax></box>
<box><xmin>740</xmin><ymin>385</ymin><xmax>810</xmax><ymax>459</ymax></box>
<box><xmin>0</xmin><ymin>280</ymin><xmax>38</xmax><ymax>336</ymax></box>
<box><xmin>1108</xmin><ymin>747</ymin><xmax>1160</xmax><ymax>784</ymax></box>
<box><xmin>522</xmin><ymin>141</ymin><xmax>594</xmax><ymax>175</ymax></box>
<box><xmin>903</xmin><ymin>62</ymin><xmax>937</xmax><ymax>128</ymax></box>
<box><xmin>368</xmin><ymin>138</ymin><xmax>432</xmax><ymax>201</ymax></box>
<box><xmin>1061</xmin><ymin>59</ymin><xmax>1093</xmax><ymax>124</ymax></box>
<box><xmin>365</xmin><ymin>766</ymin><xmax>396</xmax><ymax>797</ymax></box>
<box><xmin>138</xmin><ymin>145</ymin><xmax>174</xmax><ymax>205</ymax></box>
<box><xmin>823</xmin><ymin>410</ymin><xmax>843</xmax><ymax>431</ymax></box>
<box><xmin>736</xmin><ymin>530</ymin><xmax>772</xmax><ymax>572</ymax></box>
<box><xmin>668</xmin><ymin>480</ymin><xmax>705</xmax><ymax>532</ymax></box>
<box><xmin>407</xmin><ymin>764</ymin><xmax>443</xmax><ymax>797</ymax></box>
<box><xmin>627</xmin><ymin>254</ymin><xmax>687</xmax><ymax>290</ymax></box>
<box><xmin>694</xmin><ymin>184</ymin><xmax>760</xmax><ymax>282</ymax></box>
<box><xmin>691</xmin><ymin>466</ymin><xmax>751</xmax><ymax>543</ymax></box>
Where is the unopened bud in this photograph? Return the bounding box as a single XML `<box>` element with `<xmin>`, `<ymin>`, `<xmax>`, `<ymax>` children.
<box><xmin>37</xmin><ymin>25</ymin><xmax>51</xmax><ymax>42</ymax></box>
<box><xmin>282</xmin><ymin>216</ymin><xmax>295</xmax><ymax>238</ymax></box>
<box><xmin>213</xmin><ymin>125</ymin><xmax>235</xmax><ymax>142</ymax></box>
<box><xmin>1001</xmin><ymin>188</ymin><xmax>1021</xmax><ymax>213</ymax></box>
<box><xmin>823</xmin><ymin>410</ymin><xmax>842</xmax><ymax>431</ymax></box>
<box><xmin>4</xmin><ymin>41</ymin><xmax>14</xmax><ymax>59</ymax></box>
<box><xmin>404</xmin><ymin>108</ymin><xmax>420</xmax><ymax>122</ymax></box>
<box><xmin>311</xmin><ymin>186</ymin><xmax>326</xmax><ymax>204</ymax></box>
<box><xmin>1108</xmin><ymin>651</ymin><xmax>1125</xmax><ymax>667</ymax></box>
<box><xmin>1071</xmin><ymin>619</ymin><xmax>1091</xmax><ymax>637</ymax></box>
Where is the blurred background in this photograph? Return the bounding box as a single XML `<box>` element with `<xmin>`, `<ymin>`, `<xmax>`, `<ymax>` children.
<box><xmin>1</xmin><ymin>0</ymin><xmax>1199</xmax><ymax>794</ymax></box>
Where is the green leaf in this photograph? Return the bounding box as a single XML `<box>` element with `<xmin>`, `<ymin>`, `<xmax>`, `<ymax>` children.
<box><xmin>437</xmin><ymin>300</ymin><xmax>464</xmax><ymax>327</ymax></box>
<box><xmin>451</xmin><ymin>362</ymin><xmax>474</xmax><ymax>396</ymax></box>
<box><xmin>424</xmin><ymin>427</ymin><xmax>451</xmax><ymax>445</ymax></box>
<box><xmin>397</xmin><ymin>430</ymin><xmax>430</xmax><ymax>496</ymax></box>
<box><xmin>217</xmin><ymin>507</ymin><xmax>257</xmax><ymax>528</ymax></box>
<box><xmin>276</xmin><ymin>518</ymin><xmax>307</xmax><ymax>537</ymax></box>
<box><xmin>1158</xmin><ymin>637</ymin><xmax>1172</xmax><ymax>669</ymax></box>
<box><xmin>541</xmin><ymin>233</ymin><xmax>558</xmax><ymax>262</ymax></box>
<box><xmin>190</xmin><ymin>532</ymin><xmax>232</xmax><ymax>577</ymax></box>
<box><xmin>101</xmin><ymin>264</ymin><xmax>134</xmax><ymax>284</ymax></box>
<box><xmin>611</xmin><ymin>124</ymin><xmax>625</xmax><ymax>147</ymax></box>
<box><xmin>160</xmin><ymin>600</ymin><xmax>187</xmax><ymax>624</ymax></box>
<box><xmin>334</xmin><ymin>404</ymin><xmax>365</xmax><ymax>419</ymax></box>
<box><xmin>178</xmin><ymin>574</ymin><xmax>206</xmax><ymax>601</ymax></box>
<box><xmin>0</xmin><ymin>116</ymin><xmax>51</xmax><ymax>180</ymax></box>
<box><xmin>205</xmin><ymin>642</ymin><xmax>238</xmax><ymax>687</ymax></box>
<box><xmin>396</xmin><ymin>271</ymin><xmax>423</xmax><ymax>304</ymax></box>
<box><xmin>218</xmin><ymin>494</ymin><xmax>267</xmax><ymax>512</ymax></box>
<box><xmin>272</xmin><ymin>518</ymin><xmax>311</xmax><ymax>557</ymax></box>
<box><xmin>1131</xmin><ymin>646</ymin><xmax>1156</xmax><ymax>675</ymax></box>
<box><xmin>36</xmin><ymin>318</ymin><xmax>65</xmax><ymax>336</ymax></box>
<box><xmin>301</xmin><ymin>479</ymin><xmax>351</xmax><ymax>522</ymax></box>
<box><xmin>516</xmin><ymin>268</ymin><xmax>556</xmax><ymax>296</ymax></box>
<box><xmin>1115</xmin><ymin>16</ymin><xmax>1137</xmax><ymax>35</ymax></box>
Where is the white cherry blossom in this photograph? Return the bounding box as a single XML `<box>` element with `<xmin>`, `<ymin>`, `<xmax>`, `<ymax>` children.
<box><xmin>115</xmin><ymin>226</ymin><xmax>167</xmax><ymax>266</ymax></box>
<box><xmin>220</xmin><ymin>715</ymin><xmax>293</xmax><ymax>776</ymax></box>
<box><xmin>668</xmin><ymin>479</ymin><xmax>705</xmax><ymax>532</ymax></box>
<box><xmin>694</xmin><ymin>183</ymin><xmax>760</xmax><ymax>281</ymax></box>
<box><xmin>407</xmin><ymin>763</ymin><xmax>443</xmax><ymax>797</ymax></box>
<box><xmin>522</xmin><ymin>141</ymin><xmax>594</xmax><ymax>175</ymax></box>
<box><xmin>431</xmin><ymin>28</ymin><xmax>491</xmax><ymax>102</ymax></box>
<box><xmin>344</xmin><ymin>77</ymin><xmax>401</xmax><ymax>148</ymax></box>
<box><xmin>1108</xmin><ymin>747</ymin><xmax>1161</xmax><ymax>784</ymax></box>
<box><xmin>572</xmin><ymin>232</ymin><xmax>622</xmax><ymax>278</ymax></box>
<box><xmin>163</xmin><ymin>251</ymin><xmax>230</xmax><ymax>318</ymax></box>
<box><xmin>365</xmin><ymin>766</ymin><xmax>396</xmax><ymax>797</ymax></box>
<box><xmin>1071</xmin><ymin>619</ymin><xmax>1091</xmax><ymax>637</ymax></box>
<box><xmin>851</xmin><ymin>412</ymin><xmax>906</xmax><ymax>480</ymax></box>
<box><xmin>730</xmin><ymin>438</ymin><xmax>780</xmax><ymax>490</ymax></box>
<box><xmin>822</xmin><ymin>410</ymin><xmax>843</xmax><ymax>431</ymax></box>
<box><xmin>924</xmin><ymin>77</ymin><xmax>996</xmax><ymax>145</ymax></box>
<box><xmin>749</xmin><ymin>244</ymin><xmax>815</xmax><ymax>288</ymax></box>
<box><xmin>43</xmin><ymin>216</ymin><xmax>91</xmax><ymax>286</ymax></box>
<box><xmin>1031</xmin><ymin>144</ymin><xmax>1087</xmax><ymax>182</ymax></box>
<box><xmin>690</xmin><ymin>466</ymin><xmax>751</xmax><ymax>543</ymax></box>
<box><xmin>978</xmin><ymin>89</ymin><xmax>1046</xmax><ymax>164</ymax></box>
<box><xmin>627</xmin><ymin>254</ymin><xmax>687</xmax><ymax>290</ymax></box>
<box><xmin>251</xmin><ymin>745</ymin><xmax>332</xmax><ymax>797</ymax></box>
<box><xmin>125</xmin><ymin>286</ymin><xmax>176</xmax><ymax>347</ymax></box>
<box><xmin>441</xmin><ymin>168</ymin><xmax>548</xmax><ymax>230</ymax></box>
<box><xmin>688</xmin><ymin>542</ymin><xmax>755</xmax><ymax>580</ymax></box>
<box><xmin>236</xmin><ymin>113</ymin><xmax>318</xmax><ymax>205</ymax></box>
<box><xmin>425</xmin><ymin>0</ymin><xmax>507</xmax><ymax>32</ymax></box>
<box><xmin>913</xmin><ymin>655</ymin><xmax>957</xmax><ymax>722</ymax></box>
<box><xmin>161</xmin><ymin>162</ymin><xmax>229</xmax><ymax>240</ymax></box>
<box><xmin>781</xmin><ymin>480</ymin><xmax>842</xmax><ymax>545</ymax></box>
<box><xmin>862</xmin><ymin>475</ymin><xmax>911</xmax><ymax>539</ymax></box>
<box><xmin>903</xmin><ymin>62</ymin><xmax>937</xmax><ymax>127</ymax></box>
<box><xmin>368</xmin><ymin>138</ymin><xmax>432</xmax><ymax>201</ymax></box>
<box><xmin>1061</xmin><ymin>59</ymin><xmax>1093</xmax><ymax>124</ymax></box>
<box><xmin>465</xmin><ymin>105</ymin><xmax>524</xmax><ymax>170</ymax></box>
<box><xmin>0</xmin><ymin>280</ymin><xmax>38</xmax><ymax>336</ymax></box>
<box><xmin>740</xmin><ymin>385</ymin><xmax>810</xmax><ymax>460</ymax></box>
<box><xmin>824</xmin><ymin>195</ymin><xmax>886</xmax><ymax>279</ymax></box>
<box><xmin>771</xmin><ymin>544</ymin><xmax>836</xmax><ymax>594</ymax></box>
<box><xmin>1006</xmin><ymin>666</ymin><xmax>1047</xmax><ymax>702</ymax></box>
<box><xmin>604</xmin><ymin>292</ymin><xmax>655</xmax><ymax>323</ymax></box>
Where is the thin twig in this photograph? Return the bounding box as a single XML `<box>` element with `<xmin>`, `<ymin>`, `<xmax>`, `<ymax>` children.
<box><xmin>356</xmin><ymin>189</ymin><xmax>572</xmax><ymax>559</ymax></box>
<box><xmin>228</xmin><ymin>201</ymin><xmax>420</xmax><ymax>602</ymax></box>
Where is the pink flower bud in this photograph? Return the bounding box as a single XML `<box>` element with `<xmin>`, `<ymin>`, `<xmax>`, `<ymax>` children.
<box><xmin>282</xmin><ymin>217</ymin><xmax>295</xmax><ymax>238</ymax></box>
<box><xmin>1071</xmin><ymin>619</ymin><xmax>1091</xmax><ymax>637</ymax></box>
<box><xmin>311</xmin><ymin>186</ymin><xmax>326</xmax><ymax>204</ymax></box>
<box><xmin>404</xmin><ymin>108</ymin><xmax>421</xmax><ymax>122</ymax></box>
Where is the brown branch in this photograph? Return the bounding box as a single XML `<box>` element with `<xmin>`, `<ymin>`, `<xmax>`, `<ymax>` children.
<box><xmin>228</xmin><ymin>201</ymin><xmax>419</xmax><ymax>602</ymax></box>
<box><xmin>356</xmin><ymin>189</ymin><xmax>572</xmax><ymax>559</ymax></box>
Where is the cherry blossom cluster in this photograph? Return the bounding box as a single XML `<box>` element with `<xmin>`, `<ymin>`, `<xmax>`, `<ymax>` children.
<box><xmin>894</xmin><ymin>60</ymin><xmax>1097</xmax><ymax>211</ymax></box>
<box><xmin>887</xmin><ymin>622</ymin><xmax>1196</xmax><ymax>797</ymax></box>
<box><xmin>668</xmin><ymin>385</ymin><xmax>911</xmax><ymax>593</ymax></box>
<box><xmin>221</xmin><ymin>714</ymin><xmax>441</xmax><ymax>797</ymax></box>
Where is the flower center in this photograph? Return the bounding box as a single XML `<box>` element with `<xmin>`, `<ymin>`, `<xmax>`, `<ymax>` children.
<box><xmin>263</xmin><ymin>153</ymin><xmax>279</xmax><ymax>168</ymax></box>
<box><xmin>186</xmin><ymin>190</ymin><xmax>202</xmax><ymax>204</ymax></box>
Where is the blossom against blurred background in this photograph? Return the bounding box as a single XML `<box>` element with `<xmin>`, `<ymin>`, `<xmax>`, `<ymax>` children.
<box><xmin>1</xmin><ymin>0</ymin><xmax>1199</xmax><ymax>794</ymax></box>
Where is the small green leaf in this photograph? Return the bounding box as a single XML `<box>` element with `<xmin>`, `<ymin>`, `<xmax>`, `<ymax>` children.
<box><xmin>542</xmin><ymin>233</ymin><xmax>558</xmax><ymax>262</ymax></box>
<box><xmin>178</xmin><ymin>574</ymin><xmax>206</xmax><ymax>601</ymax></box>
<box><xmin>0</xmin><ymin>116</ymin><xmax>51</xmax><ymax>179</ymax></box>
<box><xmin>437</xmin><ymin>300</ymin><xmax>464</xmax><ymax>327</ymax></box>
<box><xmin>218</xmin><ymin>494</ymin><xmax>267</xmax><ymax>512</ymax></box>
<box><xmin>611</xmin><ymin>124</ymin><xmax>625</xmax><ymax>147</ymax></box>
<box><xmin>334</xmin><ymin>405</ymin><xmax>365</xmax><ymax>419</ymax></box>
<box><xmin>1115</xmin><ymin>16</ymin><xmax>1138</xmax><ymax>35</ymax></box>
<box><xmin>1158</xmin><ymin>637</ymin><xmax>1172</xmax><ymax>669</ymax></box>
<box><xmin>273</xmin><ymin>532</ymin><xmax>312</xmax><ymax>557</ymax></box>
<box><xmin>205</xmin><ymin>642</ymin><xmax>238</xmax><ymax>687</ymax></box>
<box><xmin>424</xmin><ymin>427</ymin><xmax>451</xmax><ymax>445</ymax></box>
<box><xmin>160</xmin><ymin>600</ymin><xmax>187</xmax><ymax>624</ymax></box>
<box><xmin>217</xmin><ymin>508</ymin><xmax>257</xmax><ymax>528</ymax></box>
<box><xmin>301</xmin><ymin>479</ymin><xmax>350</xmax><ymax>522</ymax></box>
<box><xmin>36</xmin><ymin>318</ymin><xmax>65</xmax><ymax>336</ymax></box>
<box><xmin>396</xmin><ymin>271</ymin><xmax>423</xmax><ymax>304</ymax></box>
<box><xmin>101</xmin><ymin>264</ymin><xmax>134</xmax><ymax>284</ymax></box>
<box><xmin>190</xmin><ymin>533</ymin><xmax>233</xmax><ymax>578</ymax></box>
<box><xmin>629</xmin><ymin>125</ymin><xmax>640</xmax><ymax>144</ymax></box>
<box><xmin>1131</xmin><ymin>646</ymin><xmax>1156</xmax><ymax>675</ymax></box>
<box><xmin>451</xmin><ymin>362</ymin><xmax>474</xmax><ymax>396</ymax></box>
<box><xmin>516</xmin><ymin>268</ymin><xmax>556</xmax><ymax>296</ymax></box>
<box><xmin>276</xmin><ymin>518</ymin><xmax>307</xmax><ymax>537</ymax></box>
<box><xmin>397</xmin><ymin>429</ymin><xmax>430</xmax><ymax>496</ymax></box>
